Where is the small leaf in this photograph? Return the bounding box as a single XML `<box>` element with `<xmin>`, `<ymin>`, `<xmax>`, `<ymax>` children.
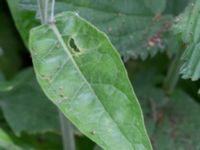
<box><xmin>29</xmin><ymin>12</ymin><xmax>152</xmax><ymax>150</ymax></box>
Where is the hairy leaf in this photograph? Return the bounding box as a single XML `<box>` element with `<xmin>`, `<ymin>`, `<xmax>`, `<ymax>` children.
<box><xmin>7</xmin><ymin>0</ymin><xmax>172</xmax><ymax>60</ymax></box>
<box><xmin>173</xmin><ymin>1</ymin><xmax>200</xmax><ymax>86</ymax></box>
<box><xmin>29</xmin><ymin>12</ymin><xmax>152</xmax><ymax>150</ymax></box>
<box><xmin>0</xmin><ymin>68</ymin><xmax>60</xmax><ymax>136</ymax></box>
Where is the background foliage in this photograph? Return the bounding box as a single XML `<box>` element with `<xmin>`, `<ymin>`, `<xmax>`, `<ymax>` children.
<box><xmin>0</xmin><ymin>0</ymin><xmax>200</xmax><ymax>149</ymax></box>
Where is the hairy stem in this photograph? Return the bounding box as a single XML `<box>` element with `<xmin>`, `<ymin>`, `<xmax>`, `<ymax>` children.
<box><xmin>37</xmin><ymin>0</ymin><xmax>45</xmax><ymax>24</ymax></box>
<box><xmin>163</xmin><ymin>44</ymin><xmax>184</xmax><ymax>95</ymax></box>
<box><xmin>37</xmin><ymin>0</ymin><xmax>55</xmax><ymax>24</ymax></box>
<box><xmin>59</xmin><ymin>112</ymin><xmax>76</xmax><ymax>150</ymax></box>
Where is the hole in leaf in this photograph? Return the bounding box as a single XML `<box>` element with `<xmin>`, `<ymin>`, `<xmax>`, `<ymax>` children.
<box><xmin>69</xmin><ymin>38</ymin><xmax>80</xmax><ymax>53</ymax></box>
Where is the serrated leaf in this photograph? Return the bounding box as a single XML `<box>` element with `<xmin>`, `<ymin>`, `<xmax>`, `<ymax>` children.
<box><xmin>29</xmin><ymin>12</ymin><xmax>152</xmax><ymax>150</ymax></box>
<box><xmin>7</xmin><ymin>0</ymin><xmax>171</xmax><ymax>60</ymax></box>
<box><xmin>173</xmin><ymin>1</ymin><xmax>200</xmax><ymax>83</ymax></box>
<box><xmin>0</xmin><ymin>68</ymin><xmax>60</xmax><ymax>136</ymax></box>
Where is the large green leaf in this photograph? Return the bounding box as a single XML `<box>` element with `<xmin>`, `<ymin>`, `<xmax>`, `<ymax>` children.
<box><xmin>7</xmin><ymin>0</ymin><xmax>171</xmax><ymax>60</ymax></box>
<box><xmin>173</xmin><ymin>0</ymin><xmax>200</xmax><ymax>88</ymax></box>
<box><xmin>29</xmin><ymin>12</ymin><xmax>152</xmax><ymax>150</ymax></box>
<box><xmin>0</xmin><ymin>68</ymin><xmax>60</xmax><ymax>136</ymax></box>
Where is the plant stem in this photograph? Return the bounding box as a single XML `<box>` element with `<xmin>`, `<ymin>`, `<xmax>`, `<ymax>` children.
<box><xmin>163</xmin><ymin>44</ymin><xmax>184</xmax><ymax>95</ymax></box>
<box><xmin>37</xmin><ymin>0</ymin><xmax>55</xmax><ymax>24</ymax></box>
<box><xmin>37</xmin><ymin>0</ymin><xmax>45</xmax><ymax>24</ymax></box>
<box><xmin>59</xmin><ymin>112</ymin><xmax>76</xmax><ymax>150</ymax></box>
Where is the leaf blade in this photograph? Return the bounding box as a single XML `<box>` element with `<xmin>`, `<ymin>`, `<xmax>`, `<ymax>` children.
<box><xmin>29</xmin><ymin>12</ymin><xmax>152</xmax><ymax>150</ymax></box>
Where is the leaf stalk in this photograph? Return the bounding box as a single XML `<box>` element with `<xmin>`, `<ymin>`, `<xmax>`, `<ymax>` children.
<box><xmin>59</xmin><ymin>112</ymin><xmax>76</xmax><ymax>150</ymax></box>
<box><xmin>163</xmin><ymin>43</ymin><xmax>184</xmax><ymax>95</ymax></box>
<box><xmin>37</xmin><ymin>0</ymin><xmax>55</xmax><ymax>24</ymax></box>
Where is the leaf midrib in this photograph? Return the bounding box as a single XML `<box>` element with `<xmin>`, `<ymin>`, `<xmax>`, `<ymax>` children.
<box><xmin>50</xmin><ymin>23</ymin><xmax>135</xmax><ymax>149</ymax></box>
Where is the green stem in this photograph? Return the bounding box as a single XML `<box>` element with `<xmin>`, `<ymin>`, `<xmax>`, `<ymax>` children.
<box><xmin>37</xmin><ymin>0</ymin><xmax>55</xmax><ymax>24</ymax></box>
<box><xmin>59</xmin><ymin>112</ymin><xmax>76</xmax><ymax>150</ymax></box>
<box><xmin>163</xmin><ymin>44</ymin><xmax>184</xmax><ymax>95</ymax></box>
<box><xmin>37</xmin><ymin>0</ymin><xmax>44</xmax><ymax>24</ymax></box>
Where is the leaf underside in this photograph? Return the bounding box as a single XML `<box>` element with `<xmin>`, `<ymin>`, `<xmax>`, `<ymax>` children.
<box><xmin>29</xmin><ymin>12</ymin><xmax>152</xmax><ymax>150</ymax></box>
<box><xmin>7</xmin><ymin>0</ymin><xmax>171</xmax><ymax>60</ymax></box>
<box><xmin>173</xmin><ymin>0</ymin><xmax>200</xmax><ymax>84</ymax></box>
